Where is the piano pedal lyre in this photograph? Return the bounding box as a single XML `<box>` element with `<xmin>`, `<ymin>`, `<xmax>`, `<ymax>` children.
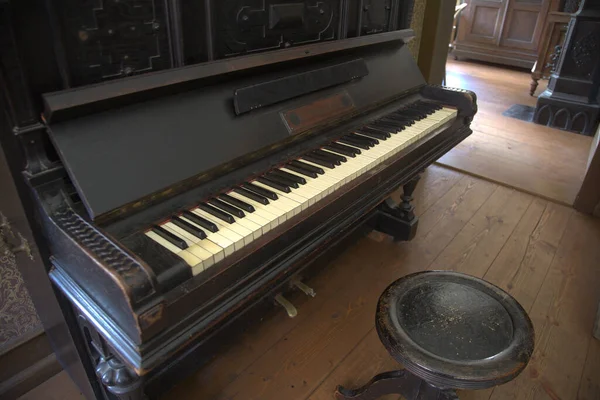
<box><xmin>274</xmin><ymin>278</ymin><xmax>316</xmax><ymax>318</ymax></box>
<box><xmin>291</xmin><ymin>277</ymin><xmax>316</xmax><ymax>298</ymax></box>
<box><xmin>274</xmin><ymin>294</ymin><xmax>298</xmax><ymax>318</ymax></box>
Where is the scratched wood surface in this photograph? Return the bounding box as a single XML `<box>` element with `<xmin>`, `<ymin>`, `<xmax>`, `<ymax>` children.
<box><xmin>18</xmin><ymin>166</ymin><xmax>600</xmax><ymax>400</ymax></box>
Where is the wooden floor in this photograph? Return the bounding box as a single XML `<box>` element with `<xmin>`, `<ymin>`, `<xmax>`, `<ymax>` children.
<box><xmin>21</xmin><ymin>166</ymin><xmax>600</xmax><ymax>400</ymax></box>
<box><xmin>438</xmin><ymin>59</ymin><xmax>592</xmax><ymax>206</ymax></box>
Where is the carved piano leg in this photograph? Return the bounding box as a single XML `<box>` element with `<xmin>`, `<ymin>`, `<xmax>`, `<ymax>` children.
<box><xmin>374</xmin><ymin>174</ymin><xmax>420</xmax><ymax>241</ymax></box>
<box><xmin>96</xmin><ymin>357</ymin><xmax>145</xmax><ymax>400</ymax></box>
<box><xmin>335</xmin><ymin>370</ymin><xmax>458</xmax><ymax>400</ymax></box>
<box><xmin>76</xmin><ymin>313</ymin><xmax>146</xmax><ymax>400</ymax></box>
<box><xmin>530</xmin><ymin>77</ymin><xmax>539</xmax><ymax>97</ymax></box>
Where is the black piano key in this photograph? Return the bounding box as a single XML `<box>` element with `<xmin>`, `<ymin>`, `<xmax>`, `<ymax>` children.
<box><xmin>290</xmin><ymin>160</ymin><xmax>324</xmax><ymax>175</ymax></box>
<box><xmin>399</xmin><ymin>110</ymin><xmax>425</xmax><ymax>120</ymax></box>
<box><xmin>198</xmin><ymin>203</ymin><xmax>235</xmax><ymax>224</ymax></box>
<box><xmin>242</xmin><ymin>183</ymin><xmax>279</xmax><ymax>200</ymax></box>
<box><xmin>359</xmin><ymin>126</ymin><xmax>390</xmax><ymax>137</ymax></box>
<box><xmin>285</xmin><ymin>163</ymin><xmax>319</xmax><ymax>178</ymax></box>
<box><xmin>385</xmin><ymin>114</ymin><xmax>414</xmax><ymax>125</ymax></box>
<box><xmin>272</xmin><ymin>169</ymin><xmax>306</xmax><ymax>184</ymax></box>
<box><xmin>344</xmin><ymin>134</ymin><xmax>376</xmax><ymax>147</ymax></box>
<box><xmin>152</xmin><ymin>225</ymin><xmax>188</xmax><ymax>250</ymax></box>
<box><xmin>349</xmin><ymin>133</ymin><xmax>378</xmax><ymax>145</ymax></box>
<box><xmin>356</xmin><ymin>128</ymin><xmax>388</xmax><ymax>140</ymax></box>
<box><xmin>219</xmin><ymin>193</ymin><xmax>255</xmax><ymax>212</ymax></box>
<box><xmin>337</xmin><ymin>138</ymin><xmax>370</xmax><ymax>150</ymax></box>
<box><xmin>412</xmin><ymin>103</ymin><xmax>436</xmax><ymax>114</ymax></box>
<box><xmin>209</xmin><ymin>199</ymin><xmax>245</xmax><ymax>218</ymax></box>
<box><xmin>182</xmin><ymin>210</ymin><xmax>219</xmax><ymax>232</ymax></box>
<box><xmin>380</xmin><ymin>115</ymin><xmax>411</xmax><ymax>125</ymax></box>
<box><xmin>417</xmin><ymin>100</ymin><xmax>440</xmax><ymax>109</ymax></box>
<box><xmin>377</xmin><ymin>119</ymin><xmax>409</xmax><ymax>131</ymax></box>
<box><xmin>301</xmin><ymin>155</ymin><xmax>335</xmax><ymax>169</ymax></box>
<box><xmin>233</xmin><ymin>187</ymin><xmax>270</xmax><ymax>204</ymax></box>
<box><xmin>171</xmin><ymin>216</ymin><xmax>207</xmax><ymax>239</ymax></box>
<box><xmin>309</xmin><ymin>151</ymin><xmax>341</xmax><ymax>166</ymax></box>
<box><xmin>323</xmin><ymin>144</ymin><xmax>356</xmax><ymax>158</ymax></box>
<box><xmin>122</xmin><ymin>234</ymin><xmax>192</xmax><ymax>288</ymax></box>
<box><xmin>265</xmin><ymin>172</ymin><xmax>299</xmax><ymax>188</ymax></box>
<box><xmin>328</xmin><ymin>142</ymin><xmax>361</xmax><ymax>155</ymax></box>
<box><xmin>371</xmin><ymin>120</ymin><xmax>403</xmax><ymax>132</ymax></box>
<box><xmin>256</xmin><ymin>176</ymin><xmax>291</xmax><ymax>193</ymax></box>
<box><xmin>314</xmin><ymin>149</ymin><xmax>346</xmax><ymax>163</ymax></box>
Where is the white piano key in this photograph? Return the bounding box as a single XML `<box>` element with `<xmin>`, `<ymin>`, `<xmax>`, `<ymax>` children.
<box><xmin>191</xmin><ymin>209</ymin><xmax>248</xmax><ymax>249</ymax></box>
<box><xmin>162</xmin><ymin>222</ymin><xmax>225</xmax><ymax>264</ymax></box>
<box><xmin>178</xmin><ymin>215</ymin><xmax>236</xmax><ymax>257</ymax></box>
<box><xmin>145</xmin><ymin>231</ymin><xmax>203</xmax><ymax>269</ymax></box>
<box><xmin>227</xmin><ymin>191</ymin><xmax>285</xmax><ymax>227</ymax></box>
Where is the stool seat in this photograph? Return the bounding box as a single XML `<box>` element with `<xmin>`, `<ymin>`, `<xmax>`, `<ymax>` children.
<box><xmin>376</xmin><ymin>271</ymin><xmax>535</xmax><ymax>390</ymax></box>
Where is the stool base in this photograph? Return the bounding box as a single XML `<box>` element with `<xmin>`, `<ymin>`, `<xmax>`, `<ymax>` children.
<box><xmin>335</xmin><ymin>370</ymin><xmax>458</xmax><ymax>400</ymax></box>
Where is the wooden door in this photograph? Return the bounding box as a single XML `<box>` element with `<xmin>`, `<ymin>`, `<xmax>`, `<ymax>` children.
<box><xmin>457</xmin><ymin>0</ymin><xmax>509</xmax><ymax>45</ymax></box>
<box><xmin>500</xmin><ymin>0</ymin><xmax>551</xmax><ymax>51</ymax></box>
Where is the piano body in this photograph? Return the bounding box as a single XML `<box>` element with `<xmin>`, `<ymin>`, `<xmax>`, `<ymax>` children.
<box><xmin>0</xmin><ymin>1</ymin><xmax>476</xmax><ymax>398</ymax></box>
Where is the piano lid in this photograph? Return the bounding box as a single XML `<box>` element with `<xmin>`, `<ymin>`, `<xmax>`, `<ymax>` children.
<box><xmin>44</xmin><ymin>32</ymin><xmax>425</xmax><ymax>220</ymax></box>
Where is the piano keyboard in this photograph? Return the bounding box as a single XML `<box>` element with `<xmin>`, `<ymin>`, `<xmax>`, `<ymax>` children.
<box><xmin>144</xmin><ymin>101</ymin><xmax>458</xmax><ymax>275</ymax></box>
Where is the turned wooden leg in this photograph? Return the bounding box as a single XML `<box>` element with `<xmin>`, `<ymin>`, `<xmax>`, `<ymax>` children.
<box><xmin>530</xmin><ymin>78</ymin><xmax>539</xmax><ymax>96</ymax></box>
<box><xmin>335</xmin><ymin>370</ymin><xmax>458</xmax><ymax>400</ymax></box>
<box><xmin>96</xmin><ymin>357</ymin><xmax>146</xmax><ymax>400</ymax></box>
<box><xmin>374</xmin><ymin>175</ymin><xmax>420</xmax><ymax>241</ymax></box>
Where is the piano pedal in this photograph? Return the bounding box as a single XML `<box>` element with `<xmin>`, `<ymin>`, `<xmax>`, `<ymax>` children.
<box><xmin>291</xmin><ymin>278</ymin><xmax>316</xmax><ymax>298</ymax></box>
<box><xmin>275</xmin><ymin>293</ymin><xmax>298</xmax><ymax>318</ymax></box>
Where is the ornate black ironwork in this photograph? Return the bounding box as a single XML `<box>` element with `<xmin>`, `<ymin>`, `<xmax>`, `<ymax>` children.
<box><xmin>562</xmin><ymin>0</ymin><xmax>582</xmax><ymax>13</ymax></box>
<box><xmin>546</xmin><ymin>45</ymin><xmax>563</xmax><ymax>74</ymax></box>
<box><xmin>571</xmin><ymin>31</ymin><xmax>600</xmax><ymax>78</ymax></box>
<box><xmin>52</xmin><ymin>0</ymin><xmax>173</xmax><ymax>86</ymax></box>
<box><xmin>534</xmin><ymin>0</ymin><xmax>600</xmax><ymax>135</ymax></box>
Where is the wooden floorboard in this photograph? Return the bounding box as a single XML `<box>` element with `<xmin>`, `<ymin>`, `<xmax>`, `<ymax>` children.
<box><xmin>429</xmin><ymin>185</ymin><xmax>533</xmax><ymax>277</ymax></box>
<box><xmin>438</xmin><ymin>59</ymin><xmax>592</xmax><ymax>206</ymax></box>
<box><xmin>20</xmin><ymin>166</ymin><xmax>600</xmax><ymax>400</ymax></box>
<box><xmin>489</xmin><ymin>212</ymin><xmax>600</xmax><ymax>400</ymax></box>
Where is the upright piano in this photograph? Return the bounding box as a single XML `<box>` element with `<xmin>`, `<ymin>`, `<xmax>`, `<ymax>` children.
<box><xmin>0</xmin><ymin>0</ymin><xmax>476</xmax><ymax>398</ymax></box>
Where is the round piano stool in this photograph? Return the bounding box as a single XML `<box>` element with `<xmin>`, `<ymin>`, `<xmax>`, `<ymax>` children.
<box><xmin>335</xmin><ymin>271</ymin><xmax>535</xmax><ymax>400</ymax></box>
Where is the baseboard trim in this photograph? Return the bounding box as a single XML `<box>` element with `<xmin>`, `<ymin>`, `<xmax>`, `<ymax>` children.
<box><xmin>0</xmin><ymin>331</ymin><xmax>62</xmax><ymax>400</ymax></box>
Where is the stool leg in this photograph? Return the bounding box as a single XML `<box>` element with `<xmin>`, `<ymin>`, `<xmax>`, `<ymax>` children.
<box><xmin>335</xmin><ymin>370</ymin><xmax>458</xmax><ymax>400</ymax></box>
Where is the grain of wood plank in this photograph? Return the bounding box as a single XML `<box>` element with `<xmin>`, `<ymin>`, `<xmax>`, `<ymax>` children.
<box><xmin>391</xmin><ymin>176</ymin><xmax>497</xmax><ymax>272</ymax></box>
<box><xmin>306</xmin><ymin>330</ymin><xmax>398</xmax><ymax>400</ymax></box>
<box><xmin>429</xmin><ymin>186</ymin><xmax>533</xmax><ymax>277</ymax></box>
<box><xmin>389</xmin><ymin>164</ymin><xmax>464</xmax><ymax>217</ymax></box>
<box><xmin>438</xmin><ymin>135</ymin><xmax>584</xmax><ymax>205</ymax></box>
<box><xmin>578</xmin><ymin>338</ymin><xmax>600</xmax><ymax>400</ymax></box>
<box><xmin>442</xmin><ymin>58</ymin><xmax>592</xmax><ymax>206</ymax></box>
<box><xmin>211</xmin><ymin>240</ymin><xmax>406</xmax><ymax>400</ymax></box>
<box><xmin>472</xmin><ymin>117</ymin><xmax>591</xmax><ymax>153</ymax></box>
<box><xmin>415</xmin><ymin>176</ymin><xmax>497</xmax><ymax>239</ymax></box>
<box><xmin>490</xmin><ymin>213</ymin><xmax>600</xmax><ymax>400</ymax></box>
<box><xmin>483</xmin><ymin>200</ymin><xmax>572</xmax><ymax>311</ymax></box>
